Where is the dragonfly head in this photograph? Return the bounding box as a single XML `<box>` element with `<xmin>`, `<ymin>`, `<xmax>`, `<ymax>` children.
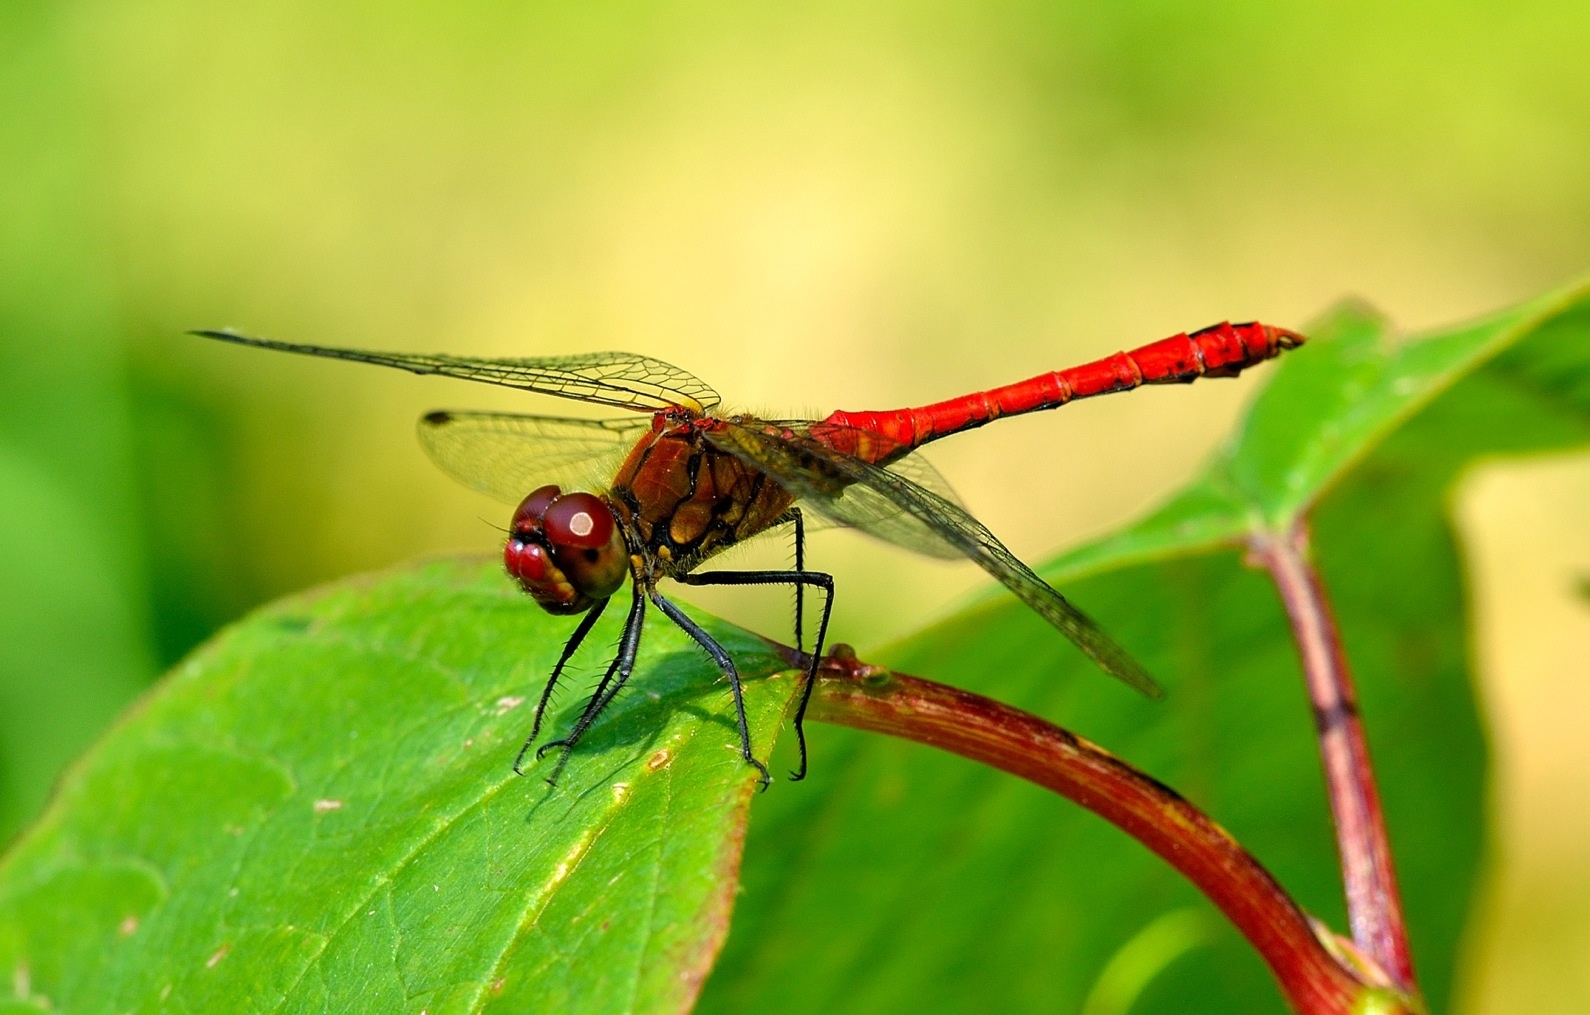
<box><xmin>503</xmin><ymin>485</ymin><xmax>629</xmax><ymax>614</ymax></box>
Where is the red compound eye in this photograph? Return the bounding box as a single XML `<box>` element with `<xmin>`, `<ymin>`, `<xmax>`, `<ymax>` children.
<box><xmin>511</xmin><ymin>485</ymin><xmax>562</xmax><ymax>533</ymax></box>
<box><xmin>503</xmin><ymin>490</ymin><xmax>625</xmax><ymax>607</ymax></box>
<box><xmin>542</xmin><ymin>493</ymin><xmax>615</xmax><ymax>550</ymax></box>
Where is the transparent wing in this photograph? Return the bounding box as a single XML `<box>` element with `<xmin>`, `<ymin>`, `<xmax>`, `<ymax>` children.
<box><xmin>780</xmin><ymin>451</ymin><xmax>968</xmax><ymax>546</ymax></box>
<box><xmin>714</xmin><ymin>420</ymin><xmax>967</xmax><ymax>558</ymax></box>
<box><xmin>417</xmin><ymin>411</ymin><xmax>648</xmax><ymax>504</ymax></box>
<box><xmin>195</xmin><ymin>330</ymin><xmax>720</xmax><ymax>413</ymax></box>
<box><xmin>705</xmin><ymin>421</ymin><xmax>1161</xmax><ymax>698</ymax></box>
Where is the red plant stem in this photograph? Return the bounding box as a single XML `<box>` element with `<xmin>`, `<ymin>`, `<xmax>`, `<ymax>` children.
<box><xmin>1250</xmin><ymin>523</ymin><xmax>1417</xmax><ymax>993</ymax></box>
<box><xmin>805</xmin><ymin>652</ymin><xmax>1397</xmax><ymax>1015</ymax></box>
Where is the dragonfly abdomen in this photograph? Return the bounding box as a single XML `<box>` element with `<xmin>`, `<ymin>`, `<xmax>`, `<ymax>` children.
<box><xmin>822</xmin><ymin>321</ymin><xmax>1303</xmax><ymax>453</ymax></box>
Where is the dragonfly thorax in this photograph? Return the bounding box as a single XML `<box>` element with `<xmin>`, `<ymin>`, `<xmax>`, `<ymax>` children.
<box><xmin>606</xmin><ymin>423</ymin><xmax>798</xmax><ymax>577</ymax></box>
<box><xmin>504</xmin><ymin>485</ymin><xmax>629</xmax><ymax>614</ymax></box>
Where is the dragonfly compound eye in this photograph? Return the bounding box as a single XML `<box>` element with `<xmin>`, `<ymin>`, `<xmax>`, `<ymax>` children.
<box><xmin>543</xmin><ymin>493</ymin><xmax>628</xmax><ymax>600</ymax></box>
<box><xmin>511</xmin><ymin>484</ymin><xmax>562</xmax><ymax>536</ymax></box>
<box><xmin>543</xmin><ymin>493</ymin><xmax>613</xmax><ymax>548</ymax></box>
<box><xmin>504</xmin><ymin>488</ymin><xmax>604</xmax><ymax>616</ymax></box>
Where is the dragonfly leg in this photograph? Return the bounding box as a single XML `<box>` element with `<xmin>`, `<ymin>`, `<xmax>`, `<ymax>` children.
<box><xmin>535</xmin><ymin>581</ymin><xmax>646</xmax><ymax>786</ymax></box>
<box><xmin>789</xmin><ymin>508</ymin><xmax>806</xmax><ymax>652</ymax></box>
<box><xmin>513</xmin><ymin>595</ymin><xmax>610</xmax><ymax>776</ymax></box>
<box><xmin>649</xmin><ymin>587</ymin><xmax>775</xmax><ymax>791</ymax></box>
<box><xmin>676</xmin><ymin>568</ymin><xmax>834</xmax><ymax>783</ymax></box>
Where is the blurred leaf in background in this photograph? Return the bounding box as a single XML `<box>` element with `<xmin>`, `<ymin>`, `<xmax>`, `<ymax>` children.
<box><xmin>1</xmin><ymin>0</ymin><xmax>1588</xmax><ymax>1010</ymax></box>
<box><xmin>0</xmin><ymin>5</ymin><xmax>156</xmax><ymax>842</ymax></box>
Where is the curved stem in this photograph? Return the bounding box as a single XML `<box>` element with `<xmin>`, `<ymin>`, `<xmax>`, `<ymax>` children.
<box><xmin>1250</xmin><ymin>523</ymin><xmax>1417</xmax><ymax>995</ymax></box>
<box><xmin>803</xmin><ymin>648</ymin><xmax>1413</xmax><ymax>1015</ymax></box>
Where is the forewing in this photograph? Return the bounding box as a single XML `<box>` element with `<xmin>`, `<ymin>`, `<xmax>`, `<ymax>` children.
<box><xmin>195</xmin><ymin>330</ymin><xmax>720</xmax><ymax>413</ymax></box>
<box><xmin>417</xmin><ymin>411</ymin><xmax>647</xmax><ymax>504</ymax></box>
<box><xmin>706</xmin><ymin>422</ymin><xmax>1162</xmax><ymax>697</ymax></box>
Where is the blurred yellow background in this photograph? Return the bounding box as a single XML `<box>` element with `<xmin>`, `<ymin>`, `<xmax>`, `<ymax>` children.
<box><xmin>1</xmin><ymin>2</ymin><xmax>1586</xmax><ymax>1010</ymax></box>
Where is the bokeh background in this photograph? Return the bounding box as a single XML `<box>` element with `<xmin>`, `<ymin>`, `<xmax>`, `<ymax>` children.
<box><xmin>2</xmin><ymin>2</ymin><xmax>1587</xmax><ymax>1010</ymax></box>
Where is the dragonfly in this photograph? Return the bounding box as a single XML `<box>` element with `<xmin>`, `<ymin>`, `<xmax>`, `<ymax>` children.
<box><xmin>197</xmin><ymin>321</ymin><xmax>1304</xmax><ymax>788</ymax></box>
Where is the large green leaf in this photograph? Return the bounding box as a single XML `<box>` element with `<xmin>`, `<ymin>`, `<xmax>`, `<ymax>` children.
<box><xmin>700</xmin><ymin>279</ymin><xmax>1590</xmax><ymax>1014</ymax></box>
<box><xmin>0</xmin><ymin>560</ymin><xmax>795</xmax><ymax>1013</ymax></box>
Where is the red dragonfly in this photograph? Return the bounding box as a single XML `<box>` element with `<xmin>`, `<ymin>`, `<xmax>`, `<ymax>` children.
<box><xmin>198</xmin><ymin>322</ymin><xmax>1303</xmax><ymax>787</ymax></box>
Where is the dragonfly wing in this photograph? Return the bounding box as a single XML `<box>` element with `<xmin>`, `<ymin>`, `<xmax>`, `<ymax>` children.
<box><xmin>417</xmin><ymin>411</ymin><xmax>647</xmax><ymax>505</ymax></box>
<box><xmin>778</xmin><ymin>452</ymin><xmax>968</xmax><ymax>545</ymax></box>
<box><xmin>871</xmin><ymin>448</ymin><xmax>966</xmax><ymax>508</ymax></box>
<box><xmin>195</xmin><ymin>330</ymin><xmax>720</xmax><ymax>413</ymax></box>
<box><xmin>706</xmin><ymin>421</ymin><xmax>1162</xmax><ymax>698</ymax></box>
<box><xmin>705</xmin><ymin>422</ymin><xmax>965</xmax><ymax>560</ymax></box>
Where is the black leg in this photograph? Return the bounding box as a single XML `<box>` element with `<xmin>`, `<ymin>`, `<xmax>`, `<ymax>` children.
<box><xmin>791</xmin><ymin>508</ymin><xmax>806</xmax><ymax>652</ymax></box>
<box><xmin>649</xmin><ymin>588</ymin><xmax>776</xmax><ymax>791</ymax></box>
<box><xmin>676</xmin><ymin>568</ymin><xmax>834</xmax><ymax>783</ymax></box>
<box><xmin>535</xmin><ymin>580</ymin><xmax>646</xmax><ymax>786</ymax></box>
<box><xmin>513</xmin><ymin>595</ymin><xmax>610</xmax><ymax>776</ymax></box>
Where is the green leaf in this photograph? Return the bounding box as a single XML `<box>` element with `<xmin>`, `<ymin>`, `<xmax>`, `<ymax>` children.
<box><xmin>0</xmin><ymin>560</ymin><xmax>795</xmax><ymax>1013</ymax></box>
<box><xmin>701</xmin><ymin>278</ymin><xmax>1590</xmax><ymax>1014</ymax></box>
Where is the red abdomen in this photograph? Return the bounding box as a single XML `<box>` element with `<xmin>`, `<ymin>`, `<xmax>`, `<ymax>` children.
<box><xmin>819</xmin><ymin>321</ymin><xmax>1304</xmax><ymax>460</ymax></box>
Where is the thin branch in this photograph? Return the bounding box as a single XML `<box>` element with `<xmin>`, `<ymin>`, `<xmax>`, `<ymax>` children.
<box><xmin>804</xmin><ymin>648</ymin><xmax>1412</xmax><ymax>1015</ymax></box>
<box><xmin>1249</xmin><ymin>522</ymin><xmax>1417</xmax><ymax>994</ymax></box>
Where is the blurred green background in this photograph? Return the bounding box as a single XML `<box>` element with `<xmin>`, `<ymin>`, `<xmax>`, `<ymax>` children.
<box><xmin>1</xmin><ymin>1</ymin><xmax>1586</xmax><ymax>1010</ymax></box>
